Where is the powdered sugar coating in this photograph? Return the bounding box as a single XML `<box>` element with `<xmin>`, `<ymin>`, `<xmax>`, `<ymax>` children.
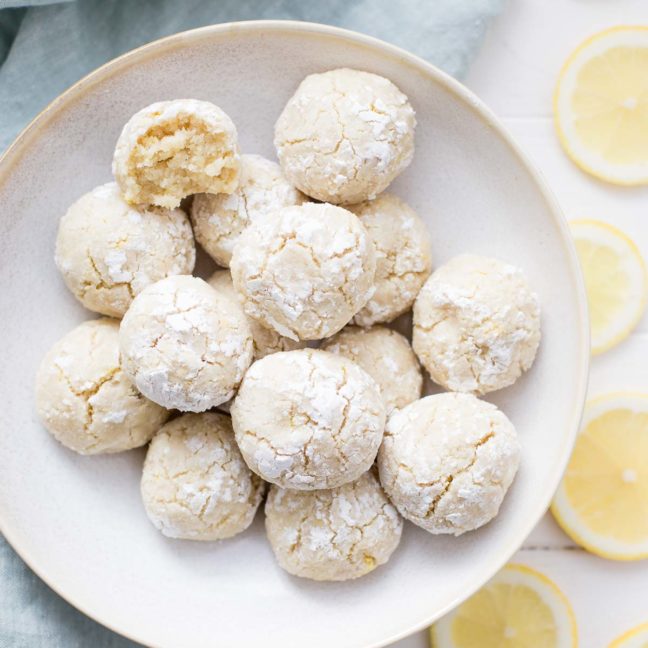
<box><xmin>55</xmin><ymin>182</ymin><xmax>195</xmax><ymax>317</ymax></box>
<box><xmin>265</xmin><ymin>471</ymin><xmax>402</xmax><ymax>581</ymax></box>
<box><xmin>230</xmin><ymin>202</ymin><xmax>376</xmax><ymax>341</ymax></box>
<box><xmin>322</xmin><ymin>325</ymin><xmax>422</xmax><ymax>412</ymax></box>
<box><xmin>119</xmin><ymin>275</ymin><xmax>253</xmax><ymax>412</ymax></box>
<box><xmin>141</xmin><ymin>412</ymin><xmax>264</xmax><ymax>541</ymax></box>
<box><xmin>274</xmin><ymin>68</ymin><xmax>416</xmax><ymax>204</ymax></box>
<box><xmin>208</xmin><ymin>270</ymin><xmax>305</xmax><ymax>359</ymax></box>
<box><xmin>348</xmin><ymin>193</ymin><xmax>432</xmax><ymax>326</ymax></box>
<box><xmin>191</xmin><ymin>154</ymin><xmax>305</xmax><ymax>266</ymax></box>
<box><xmin>231</xmin><ymin>349</ymin><xmax>386</xmax><ymax>490</ymax></box>
<box><xmin>413</xmin><ymin>255</ymin><xmax>541</xmax><ymax>395</ymax></box>
<box><xmin>35</xmin><ymin>319</ymin><xmax>169</xmax><ymax>454</ymax></box>
<box><xmin>378</xmin><ymin>393</ymin><xmax>520</xmax><ymax>535</ymax></box>
<box><xmin>113</xmin><ymin>99</ymin><xmax>240</xmax><ymax>208</ymax></box>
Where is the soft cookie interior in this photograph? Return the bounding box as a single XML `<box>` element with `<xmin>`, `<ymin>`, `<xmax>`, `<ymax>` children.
<box><xmin>127</xmin><ymin>114</ymin><xmax>239</xmax><ymax>208</ymax></box>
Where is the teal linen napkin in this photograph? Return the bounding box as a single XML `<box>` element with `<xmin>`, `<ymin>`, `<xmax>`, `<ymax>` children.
<box><xmin>0</xmin><ymin>0</ymin><xmax>504</xmax><ymax>152</ymax></box>
<box><xmin>0</xmin><ymin>0</ymin><xmax>503</xmax><ymax>645</ymax></box>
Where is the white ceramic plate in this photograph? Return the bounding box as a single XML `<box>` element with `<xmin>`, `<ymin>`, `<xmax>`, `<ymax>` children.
<box><xmin>0</xmin><ymin>21</ymin><xmax>589</xmax><ymax>648</ymax></box>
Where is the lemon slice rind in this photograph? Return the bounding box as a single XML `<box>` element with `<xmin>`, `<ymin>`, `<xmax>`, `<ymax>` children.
<box><xmin>570</xmin><ymin>219</ymin><xmax>647</xmax><ymax>355</ymax></box>
<box><xmin>551</xmin><ymin>392</ymin><xmax>648</xmax><ymax>561</ymax></box>
<box><xmin>609</xmin><ymin>621</ymin><xmax>648</xmax><ymax>648</ymax></box>
<box><xmin>430</xmin><ymin>563</ymin><xmax>577</xmax><ymax>648</ymax></box>
<box><xmin>555</xmin><ymin>26</ymin><xmax>648</xmax><ymax>186</ymax></box>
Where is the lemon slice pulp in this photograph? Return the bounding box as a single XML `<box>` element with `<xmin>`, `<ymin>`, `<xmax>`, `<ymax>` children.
<box><xmin>430</xmin><ymin>563</ymin><xmax>577</xmax><ymax>648</ymax></box>
<box><xmin>555</xmin><ymin>26</ymin><xmax>648</xmax><ymax>185</ymax></box>
<box><xmin>552</xmin><ymin>393</ymin><xmax>648</xmax><ymax>560</ymax></box>
<box><xmin>570</xmin><ymin>219</ymin><xmax>647</xmax><ymax>355</ymax></box>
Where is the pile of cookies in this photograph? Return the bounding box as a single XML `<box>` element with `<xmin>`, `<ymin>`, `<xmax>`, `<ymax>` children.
<box><xmin>35</xmin><ymin>68</ymin><xmax>541</xmax><ymax>582</ymax></box>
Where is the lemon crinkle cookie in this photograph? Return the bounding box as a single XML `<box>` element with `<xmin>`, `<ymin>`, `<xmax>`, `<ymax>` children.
<box><xmin>231</xmin><ymin>349</ymin><xmax>386</xmax><ymax>490</ymax></box>
<box><xmin>322</xmin><ymin>325</ymin><xmax>422</xmax><ymax>412</ymax></box>
<box><xmin>348</xmin><ymin>193</ymin><xmax>432</xmax><ymax>326</ymax></box>
<box><xmin>191</xmin><ymin>154</ymin><xmax>305</xmax><ymax>266</ymax></box>
<box><xmin>113</xmin><ymin>99</ymin><xmax>240</xmax><ymax>208</ymax></box>
<box><xmin>230</xmin><ymin>202</ymin><xmax>376</xmax><ymax>341</ymax></box>
<box><xmin>119</xmin><ymin>275</ymin><xmax>253</xmax><ymax>412</ymax></box>
<box><xmin>141</xmin><ymin>412</ymin><xmax>264</xmax><ymax>541</ymax></box>
<box><xmin>378</xmin><ymin>392</ymin><xmax>520</xmax><ymax>535</ymax></box>
<box><xmin>274</xmin><ymin>68</ymin><xmax>416</xmax><ymax>204</ymax></box>
<box><xmin>413</xmin><ymin>254</ymin><xmax>541</xmax><ymax>395</ymax></box>
<box><xmin>265</xmin><ymin>471</ymin><xmax>402</xmax><ymax>581</ymax></box>
<box><xmin>55</xmin><ymin>182</ymin><xmax>195</xmax><ymax>317</ymax></box>
<box><xmin>35</xmin><ymin>318</ymin><xmax>169</xmax><ymax>454</ymax></box>
<box><xmin>208</xmin><ymin>270</ymin><xmax>305</xmax><ymax>359</ymax></box>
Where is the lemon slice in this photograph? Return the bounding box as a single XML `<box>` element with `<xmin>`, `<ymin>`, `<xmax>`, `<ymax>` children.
<box><xmin>551</xmin><ymin>393</ymin><xmax>648</xmax><ymax>560</ymax></box>
<box><xmin>430</xmin><ymin>563</ymin><xmax>577</xmax><ymax>648</ymax></box>
<box><xmin>555</xmin><ymin>26</ymin><xmax>648</xmax><ymax>185</ymax></box>
<box><xmin>609</xmin><ymin>621</ymin><xmax>648</xmax><ymax>648</ymax></box>
<box><xmin>570</xmin><ymin>219</ymin><xmax>647</xmax><ymax>355</ymax></box>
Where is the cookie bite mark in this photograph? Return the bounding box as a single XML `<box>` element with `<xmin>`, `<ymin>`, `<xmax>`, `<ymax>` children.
<box><xmin>113</xmin><ymin>99</ymin><xmax>240</xmax><ymax>208</ymax></box>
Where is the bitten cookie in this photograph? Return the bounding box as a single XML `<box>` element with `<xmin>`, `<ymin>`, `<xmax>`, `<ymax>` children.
<box><xmin>191</xmin><ymin>154</ymin><xmax>304</xmax><ymax>266</ymax></box>
<box><xmin>378</xmin><ymin>393</ymin><xmax>520</xmax><ymax>535</ymax></box>
<box><xmin>141</xmin><ymin>412</ymin><xmax>264</xmax><ymax>541</ymax></box>
<box><xmin>265</xmin><ymin>471</ymin><xmax>402</xmax><ymax>581</ymax></box>
<box><xmin>275</xmin><ymin>68</ymin><xmax>416</xmax><ymax>204</ymax></box>
<box><xmin>35</xmin><ymin>318</ymin><xmax>169</xmax><ymax>454</ymax></box>
<box><xmin>230</xmin><ymin>202</ymin><xmax>376</xmax><ymax>341</ymax></box>
<box><xmin>55</xmin><ymin>182</ymin><xmax>195</xmax><ymax>317</ymax></box>
<box><xmin>113</xmin><ymin>99</ymin><xmax>240</xmax><ymax>208</ymax></box>
<box><xmin>119</xmin><ymin>275</ymin><xmax>253</xmax><ymax>412</ymax></box>
<box><xmin>231</xmin><ymin>349</ymin><xmax>385</xmax><ymax>490</ymax></box>
<box><xmin>413</xmin><ymin>254</ymin><xmax>541</xmax><ymax>395</ymax></box>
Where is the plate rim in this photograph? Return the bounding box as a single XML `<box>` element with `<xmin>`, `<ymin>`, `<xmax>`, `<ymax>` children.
<box><xmin>0</xmin><ymin>19</ymin><xmax>590</xmax><ymax>648</ymax></box>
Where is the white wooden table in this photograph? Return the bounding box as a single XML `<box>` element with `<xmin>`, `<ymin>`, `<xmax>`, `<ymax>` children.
<box><xmin>394</xmin><ymin>1</ymin><xmax>648</xmax><ymax>645</ymax></box>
